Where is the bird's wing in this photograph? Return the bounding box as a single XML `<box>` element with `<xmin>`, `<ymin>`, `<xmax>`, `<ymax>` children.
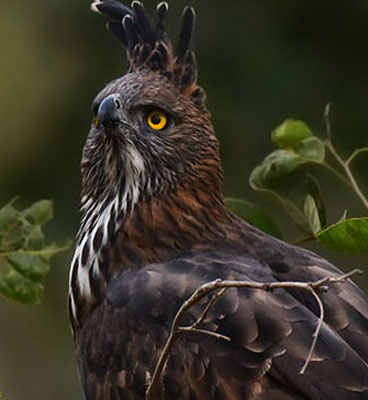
<box><xmin>77</xmin><ymin>250</ymin><xmax>368</xmax><ymax>400</ymax></box>
<box><xmin>264</xmin><ymin>237</ymin><xmax>368</xmax><ymax>364</ymax></box>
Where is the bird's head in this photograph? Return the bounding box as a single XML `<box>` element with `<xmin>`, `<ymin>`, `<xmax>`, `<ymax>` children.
<box><xmin>80</xmin><ymin>1</ymin><xmax>223</xmax><ymax>227</ymax></box>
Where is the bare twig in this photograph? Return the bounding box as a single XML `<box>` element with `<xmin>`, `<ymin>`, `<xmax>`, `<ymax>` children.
<box><xmin>324</xmin><ymin>103</ymin><xmax>333</xmax><ymax>141</ymax></box>
<box><xmin>291</xmin><ymin>235</ymin><xmax>316</xmax><ymax>246</ymax></box>
<box><xmin>146</xmin><ymin>278</ymin><xmax>224</xmax><ymax>400</ymax></box>
<box><xmin>317</xmin><ymin>160</ymin><xmax>351</xmax><ymax>187</ymax></box>
<box><xmin>145</xmin><ymin>269</ymin><xmax>362</xmax><ymax>399</ymax></box>
<box><xmin>325</xmin><ymin>139</ymin><xmax>368</xmax><ymax>210</ymax></box>
<box><xmin>191</xmin><ymin>287</ymin><xmax>228</xmax><ymax>329</ymax></box>
<box><xmin>346</xmin><ymin>147</ymin><xmax>368</xmax><ymax>167</ymax></box>
<box><xmin>299</xmin><ymin>268</ymin><xmax>363</xmax><ymax>373</ymax></box>
<box><xmin>299</xmin><ymin>287</ymin><xmax>324</xmax><ymax>375</ymax></box>
<box><xmin>324</xmin><ymin>104</ymin><xmax>368</xmax><ymax>210</ymax></box>
<box><xmin>178</xmin><ymin>327</ymin><xmax>231</xmax><ymax>342</ymax></box>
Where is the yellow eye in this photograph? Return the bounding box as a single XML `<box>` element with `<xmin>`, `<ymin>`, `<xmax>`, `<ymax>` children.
<box><xmin>147</xmin><ymin>110</ymin><xmax>168</xmax><ymax>131</ymax></box>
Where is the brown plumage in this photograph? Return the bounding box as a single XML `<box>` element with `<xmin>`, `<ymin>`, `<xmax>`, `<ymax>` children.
<box><xmin>69</xmin><ymin>2</ymin><xmax>368</xmax><ymax>399</ymax></box>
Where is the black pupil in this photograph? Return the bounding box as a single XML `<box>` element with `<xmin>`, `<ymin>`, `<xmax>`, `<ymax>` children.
<box><xmin>151</xmin><ymin>114</ymin><xmax>162</xmax><ymax>125</ymax></box>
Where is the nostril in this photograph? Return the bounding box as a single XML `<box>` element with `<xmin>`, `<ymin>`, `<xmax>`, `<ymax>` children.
<box><xmin>114</xmin><ymin>98</ymin><xmax>121</xmax><ymax>110</ymax></box>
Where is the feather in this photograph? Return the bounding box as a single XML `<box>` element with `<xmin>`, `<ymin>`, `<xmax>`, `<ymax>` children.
<box><xmin>176</xmin><ymin>6</ymin><xmax>196</xmax><ymax>62</ymax></box>
<box><xmin>180</xmin><ymin>50</ymin><xmax>197</xmax><ymax>90</ymax></box>
<box><xmin>107</xmin><ymin>21</ymin><xmax>128</xmax><ymax>46</ymax></box>
<box><xmin>91</xmin><ymin>1</ymin><xmax>204</xmax><ymax>106</ymax></box>
<box><xmin>123</xmin><ymin>14</ymin><xmax>139</xmax><ymax>51</ymax></box>
<box><xmin>156</xmin><ymin>2</ymin><xmax>169</xmax><ymax>38</ymax></box>
<box><xmin>91</xmin><ymin>0</ymin><xmax>132</xmax><ymax>20</ymax></box>
<box><xmin>77</xmin><ymin>251</ymin><xmax>368</xmax><ymax>399</ymax></box>
<box><xmin>146</xmin><ymin>49</ymin><xmax>162</xmax><ymax>71</ymax></box>
<box><xmin>156</xmin><ymin>2</ymin><xmax>168</xmax><ymax>23</ymax></box>
<box><xmin>137</xmin><ymin>43</ymin><xmax>152</xmax><ymax>67</ymax></box>
<box><xmin>131</xmin><ymin>1</ymin><xmax>157</xmax><ymax>45</ymax></box>
<box><xmin>156</xmin><ymin>42</ymin><xmax>169</xmax><ymax>67</ymax></box>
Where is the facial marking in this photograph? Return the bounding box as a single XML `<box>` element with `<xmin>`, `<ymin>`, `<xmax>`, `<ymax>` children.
<box><xmin>69</xmin><ymin>140</ymin><xmax>148</xmax><ymax>320</ymax></box>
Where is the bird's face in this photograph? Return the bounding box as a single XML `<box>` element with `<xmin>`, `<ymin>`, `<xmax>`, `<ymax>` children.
<box><xmin>81</xmin><ymin>70</ymin><xmax>222</xmax><ymax>214</ymax></box>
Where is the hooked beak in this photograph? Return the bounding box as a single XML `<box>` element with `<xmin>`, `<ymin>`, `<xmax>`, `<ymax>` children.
<box><xmin>96</xmin><ymin>94</ymin><xmax>122</xmax><ymax>128</ymax></box>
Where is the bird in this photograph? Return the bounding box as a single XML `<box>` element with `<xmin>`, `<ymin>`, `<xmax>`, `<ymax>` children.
<box><xmin>68</xmin><ymin>1</ymin><xmax>368</xmax><ymax>399</ymax></box>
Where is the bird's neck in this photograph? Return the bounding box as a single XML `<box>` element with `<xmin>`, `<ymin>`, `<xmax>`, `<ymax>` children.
<box><xmin>69</xmin><ymin>181</ymin><xmax>234</xmax><ymax>331</ymax></box>
<box><xmin>112</xmin><ymin>185</ymin><xmax>233</xmax><ymax>266</ymax></box>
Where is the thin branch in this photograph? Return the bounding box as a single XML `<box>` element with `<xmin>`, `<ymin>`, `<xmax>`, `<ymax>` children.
<box><xmin>324</xmin><ymin>103</ymin><xmax>332</xmax><ymax>141</ymax></box>
<box><xmin>323</xmin><ymin>104</ymin><xmax>368</xmax><ymax>211</ymax></box>
<box><xmin>178</xmin><ymin>327</ymin><xmax>231</xmax><ymax>342</ymax></box>
<box><xmin>145</xmin><ymin>269</ymin><xmax>362</xmax><ymax>399</ymax></box>
<box><xmin>291</xmin><ymin>235</ymin><xmax>316</xmax><ymax>246</ymax></box>
<box><xmin>299</xmin><ymin>287</ymin><xmax>324</xmax><ymax>374</ymax></box>
<box><xmin>346</xmin><ymin>147</ymin><xmax>368</xmax><ymax>167</ymax></box>
<box><xmin>325</xmin><ymin>140</ymin><xmax>368</xmax><ymax>210</ymax></box>
<box><xmin>316</xmin><ymin>160</ymin><xmax>351</xmax><ymax>187</ymax></box>
<box><xmin>191</xmin><ymin>287</ymin><xmax>228</xmax><ymax>329</ymax></box>
<box><xmin>331</xmin><ymin>268</ymin><xmax>362</xmax><ymax>281</ymax></box>
<box><xmin>146</xmin><ymin>278</ymin><xmax>224</xmax><ymax>400</ymax></box>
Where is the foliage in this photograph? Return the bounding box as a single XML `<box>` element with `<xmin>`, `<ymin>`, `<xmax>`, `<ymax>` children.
<box><xmin>317</xmin><ymin>218</ymin><xmax>368</xmax><ymax>253</ymax></box>
<box><xmin>224</xmin><ymin>198</ymin><xmax>282</xmax><ymax>239</ymax></box>
<box><xmin>226</xmin><ymin>105</ymin><xmax>368</xmax><ymax>254</ymax></box>
<box><xmin>0</xmin><ymin>199</ymin><xmax>70</xmax><ymax>304</ymax></box>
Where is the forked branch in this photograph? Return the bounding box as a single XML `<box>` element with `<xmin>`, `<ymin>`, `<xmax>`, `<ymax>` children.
<box><xmin>324</xmin><ymin>104</ymin><xmax>368</xmax><ymax>211</ymax></box>
<box><xmin>146</xmin><ymin>268</ymin><xmax>362</xmax><ymax>399</ymax></box>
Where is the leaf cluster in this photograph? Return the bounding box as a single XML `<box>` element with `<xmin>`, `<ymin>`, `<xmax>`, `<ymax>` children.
<box><xmin>0</xmin><ymin>199</ymin><xmax>70</xmax><ymax>304</ymax></box>
<box><xmin>226</xmin><ymin>113</ymin><xmax>368</xmax><ymax>254</ymax></box>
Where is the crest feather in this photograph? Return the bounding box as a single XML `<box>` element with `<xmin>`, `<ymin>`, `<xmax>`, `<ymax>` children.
<box><xmin>91</xmin><ymin>1</ymin><xmax>202</xmax><ymax>105</ymax></box>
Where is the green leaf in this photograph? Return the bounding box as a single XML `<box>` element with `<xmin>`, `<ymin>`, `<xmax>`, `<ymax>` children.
<box><xmin>250</xmin><ymin>131</ymin><xmax>327</xmax><ymax>233</ymax></box>
<box><xmin>0</xmin><ymin>220</ymin><xmax>25</xmax><ymax>251</ymax></box>
<box><xmin>0</xmin><ymin>268</ymin><xmax>44</xmax><ymax>304</ymax></box>
<box><xmin>250</xmin><ymin>166</ymin><xmax>325</xmax><ymax>233</ymax></box>
<box><xmin>304</xmin><ymin>194</ymin><xmax>322</xmax><ymax>234</ymax></box>
<box><xmin>316</xmin><ymin>218</ymin><xmax>368</xmax><ymax>253</ymax></box>
<box><xmin>296</xmin><ymin>137</ymin><xmax>325</xmax><ymax>162</ymax></box>
<box><xmin>26</xmin><ymin>225</ymin><xmax>45</xmax><ymax>250</ymax></box>
<box><xmin>0</xmin><ymin>201</ymin><xmax>19</xmax><ymax>231</ymax></box>
<box><xmin>0</xmin><ymin>199</ymin><xmax>70</xmax><ymax>304</ymax></box>
<box><xmin>250</xmin><ymin>150</ymin><xmax>303</xmax><ymax>189</ymax></box>
<box><xmin>5</xmin><ymin>253</ymin><xmax>49</xmax><ymax>281</ymax></box>
<box><xmin>271</xmin><ymin>119</ymin><xmax>314</xmax><ymax>147</ymax></box>
<box><xmin>22</xmin><ymin>200</ymin><xmax>53</xmax><ymax>225</ymax></box>
<box><xmin>250</xmin><ymin>136</ymin><xmax>325</xmax><ymax>193</ymax></box>
<box><xmin>225</xmin><ymin>198</ymin><xmax>282</xmax><ymax>238</ymax></box>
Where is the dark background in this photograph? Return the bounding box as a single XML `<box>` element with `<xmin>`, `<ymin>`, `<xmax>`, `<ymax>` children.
<box><xmin>1</xmin><ymin>1</ymin><xmax>368</xmax><ymax>399</ymax></box>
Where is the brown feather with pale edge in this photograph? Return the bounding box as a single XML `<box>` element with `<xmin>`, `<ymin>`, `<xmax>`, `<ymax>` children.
<box><xmin>69</xmin><ymin>2</ymin><xmax>368</xmax><ymax>399</ymax></box>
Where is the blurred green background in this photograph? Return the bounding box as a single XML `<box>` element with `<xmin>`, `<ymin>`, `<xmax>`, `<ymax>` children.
<box><xmin>1</xmin><ymin>1</ymin><xmax>368</xmax><ymax>399</ymax></box>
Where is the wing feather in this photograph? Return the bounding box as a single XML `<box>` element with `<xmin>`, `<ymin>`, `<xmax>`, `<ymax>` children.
<box><xmin>77</xmin><ymin>249</ymin><xmax>368</xmax><ymax>399</ymax></box>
